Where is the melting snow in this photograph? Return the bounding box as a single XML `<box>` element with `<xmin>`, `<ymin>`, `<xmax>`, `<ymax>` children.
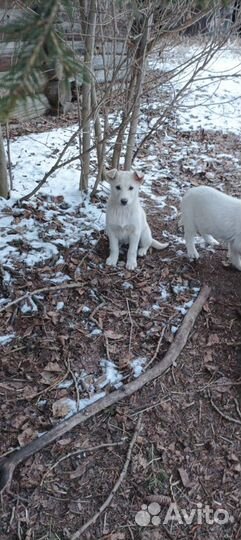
<box><xmin>90</xmin><ymin>328</ymin><xmax>102</xmax><ymax>337</ymax></box>
<box><xmin>99</xmin><ymin>359</ymin><xmax>123</xmax><ymax>388</ymax></box>
<box><xmin>47</xmin><ymin>272</ymin><xmax>71</xmax><ymax>284</ymax></box>
<box><xmin>21</xmin><ymin>298</ymin><xmax>38</xmax><ymax>314</ymax></box>
<box><xmin>155</xmin><ymin>42</ymin><xmax>241</xmax><ymax>134</ymax></box>
<box><xmin>56</xmin><ymin>301</ymin><xmax>65</xmax><ymax>311</ymax></box>
<box><xmin>131</xmin><ymin>357</ymin><xmax>147</xmax><ymax>378</ymax></box>
<box><xmin>82</xmin><ymin>305</ymin><xmax>91</xmax><ymax>313</ymax></box>
<box><xmin>171</xmin><ymin>325</ymin><xmax>178</xmax><ymax>334</ymax></box>
<box><xmin>0</xmin><ymin>333</ymin><xmax>15</xmax><ymax>345</ymax></box>
<box><xmin>60</xmin><ymin>392</ymin><xmax>106</xmax><ymax>418</ymax></box>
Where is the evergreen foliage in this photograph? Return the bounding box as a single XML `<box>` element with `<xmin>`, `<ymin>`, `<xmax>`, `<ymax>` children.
<box><xmin>0</xmin><ymin>0</ymin><xmax>84</xmax><ymax>122</ymax></box>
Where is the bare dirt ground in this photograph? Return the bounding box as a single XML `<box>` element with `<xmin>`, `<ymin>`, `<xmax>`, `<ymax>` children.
<box><xmin>0</xmin><ymin>117</ymin><xmax>241</xmax><ymax>540</ymax></box>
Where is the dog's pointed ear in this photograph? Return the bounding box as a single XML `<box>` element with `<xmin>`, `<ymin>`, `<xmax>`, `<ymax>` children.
<box><xmin>133</xmin><ymin>170</ymin><xmax>144</xmax><ymax>183</ymax></box>
<box><xmin>106</xmin><ymin>169</ymin><xmax>118</xmax><ymax>181</ymax></box>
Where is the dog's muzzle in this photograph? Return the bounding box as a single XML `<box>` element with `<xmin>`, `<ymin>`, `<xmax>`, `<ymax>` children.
<box><xmin>121</xmin><ymin>199</ymin><xmax>128</xmax><ymax>206</ymax></box>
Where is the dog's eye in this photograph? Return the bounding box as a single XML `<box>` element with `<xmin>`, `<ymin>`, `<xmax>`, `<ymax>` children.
<box><xmin>129</xmin><ymin>186</ymin><xmax>134</xmax><ymax>191</ymax></box>
<box><xmin>116</xmin><ymin>185</ymin><xmax>121</xmax><ymax>190</ymax></box>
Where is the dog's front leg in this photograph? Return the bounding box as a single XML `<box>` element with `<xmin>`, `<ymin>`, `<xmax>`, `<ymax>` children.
<box><xmin>126</xmin><ymin>234</ymin><xmax>139</xmax><ymax>270</ymax></box>
<box><xmin>106</xmin><ymin>232</ymin><xmax>119</xmax><ymax>267</ymax></box>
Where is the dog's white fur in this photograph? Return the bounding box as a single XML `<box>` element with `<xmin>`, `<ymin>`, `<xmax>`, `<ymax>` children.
<box><xmin>180</xmin><ymin>186</ymin><xmax>241</xmax><ymax>270</ymax></box>
<box><xmin>105</xmin><ymin>169</ymin><xmax>168</xmax><ymax>270</ymax></box>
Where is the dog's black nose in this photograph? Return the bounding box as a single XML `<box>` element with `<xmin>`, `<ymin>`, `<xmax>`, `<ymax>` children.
<box><xmin>121</xmin><ymin>199</ymin><xmax>128</xmax><ymax>205</ymax></box>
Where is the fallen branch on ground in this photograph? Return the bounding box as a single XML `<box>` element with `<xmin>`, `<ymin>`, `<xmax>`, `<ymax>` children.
<box><xmin>70</xmin><ymin>414</ymin><xmax>143</xmax><ymax>540</ymax></box>
<box><xmin>0</xmin><ymin>282</ymin><xmax>86</xmax><ymax>314</ymax></box>
<box><xmin>208</xmin><ymin>391</ymin><xmax>241</xmax><ymax>426</ymax></box>
<box><xmin>0</xmin><ymin>242</ymin><xmax>104</xmax><ymax>315</ymax></box>
<box><xmin>0</xmin><ymin>284</ymin><xmax>211</xmax><ymax>493</ymax></box>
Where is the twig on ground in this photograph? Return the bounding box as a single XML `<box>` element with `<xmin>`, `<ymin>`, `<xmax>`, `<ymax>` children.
<box><xmin>130</xmin><ymin>398</ymin><xmax>165</xmax><ymax>416</ymax></box>
<box><xmin>161</xmin><ymin>523</ymin><xmax>176</xmax><ymax>540</ymax></box>
<box><xmin>89</xmin><ymin>301</ymin><xmax>105</xmax><ymax>328</ymax></box>
<box><xmin>208</xmin><ymin>392</ymin><xmax>241</xmax><ymax>426</ymax></box>
<box><xmin>30</xmin><ymin>370</ymin><xmax>71</xmax><ymax>400</ymax></box>
<box><xmin>1</xmin><ymin>346</ymin><xmax>26</xmax><ymax>356</ymax></box>
<box><xmin>0</xmin><ymin>239</ymin><xmax>104</xmax><ymax>316</ymax></box>
<box><xmin>233</xmin><ymin>398</ymin><xmax>241</xmax><ymax>421</ymax></box>
<box><xmin>0</xmin><ymin>282</ymin><xmax>85</xmax><ymax>314</ymax></box>
<box><xmin>41</xmin><ymin>441</ymin><xmax>125</xmax><ymax>484</ymax></box>
<box><xmin>70</xmin><ymin>414</ymin><xmax>143</xmax><ymax>540</ymax></box>
<box><xmin>146</xmin><ymin>325</ymin><xmax>166</xmax><ymax>369</ymax></box>
<box><xmin>65</xmin><ymin>356</ymin><xmax>80</xmax><ymax>413</ymax></box>
<box><xmin>0</xmin><ymin>285</ymin><xmax>210</xmax><ymax>493</ymax></box>
<box><xmin>127</xmin><ymin>524</ymin><xmax>135</xmax><ymax>540</ymax></box>
<box><xmin>104</xmin><ymin>335</ymin><xmax>111</xmax><ymax>361</ymax></box>
<box><xmin>126</xmin><ymin>298</ymin><xmax>134</xmax><ymax>353</ymax></box>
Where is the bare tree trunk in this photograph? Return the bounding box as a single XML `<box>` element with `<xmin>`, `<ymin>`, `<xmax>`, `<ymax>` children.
<box><xmin>91</xmin><ymin>82</ymin><xmax>103</xmax><ymax>166</ymax></box>
<box><xmin>0</xmin><ymin>125</ymin><xmax>10</xmax><ymax>198</ymax></box>
<box><xmin>124</xmin><ymin>14</ymin><xmax>152</xmax><ymax>169</ymax></box>
<box><xmin>79</xmin><ymin>0</ymin><xmax>97</xmax><ymax>191</ymax></box>
<box><xmin>90</xmin><ymin>106</ymin><xmax>108</xmax><ymax>198</ymax></box>
<box><xmin>111</xmin><ymin>16</ymin><xmax>139</xmax><ymax>169</ymax></box>
<box><xmin>111</xmin><ymin>73</ymin><xmax>136</xmax><ymax>169</ymax></box>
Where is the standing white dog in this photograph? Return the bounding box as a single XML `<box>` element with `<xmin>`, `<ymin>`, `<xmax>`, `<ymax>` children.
<box><xmin>105</xmin><ymin>169</ymin><xmax>168</xmax><ymax>270</ymax></box>
<box><xmin>180</xmin><ymin>185</ymin><xmax>241</xmax><ymax>270</ymax></box>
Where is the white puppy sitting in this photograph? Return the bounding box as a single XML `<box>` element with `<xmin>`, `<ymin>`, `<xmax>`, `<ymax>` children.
<box><xmin>180</xmin><ymin>185</ymin><xmax>241</xmax><ymax>270</ymax></box>
<box><xmin>105</xmin><ymin>169</ymin><xmax>168</xmax><ymax>270</ymax></box>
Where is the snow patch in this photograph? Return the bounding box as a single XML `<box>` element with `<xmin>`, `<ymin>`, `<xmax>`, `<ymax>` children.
<box><xmin>0</xmin><ymin>333</ymin><xmax>15</xmax><ymax>346</ymax></box>
<box><xmin>131</xmin><ymin>357</ymin><xmax>147</xmax><ymax>378</ymax></box>
<box><xmin>99</xmin><ymin>359</ymin><xmax>123</xmax><ymax>388</ymax></box>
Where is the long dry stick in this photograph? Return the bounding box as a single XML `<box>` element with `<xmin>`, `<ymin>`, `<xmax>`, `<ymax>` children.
<box><xmin>0</xmin><ymin>282</ymin><xmax>86</xmax><ymax>315</ymax></box>
<box><xmin>71</xmin><ymin>414</ymin><xmax>143</xmax><ymax>539</ymax></box>
<box><xmin>146</xmin><ymin>325</ymin><xmax>166</xmax><ymax>369</ymax></box>
<box><xmin>0</xmin><ymin>285</ymin><xmax>210</xmax><ymax>492</ymax></box>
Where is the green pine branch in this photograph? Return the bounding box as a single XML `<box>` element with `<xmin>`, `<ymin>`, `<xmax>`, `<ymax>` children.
<box><xmin>0</xmin><ymin>0</ymin><xmax>84</xmax><ymax>122</ymax></box>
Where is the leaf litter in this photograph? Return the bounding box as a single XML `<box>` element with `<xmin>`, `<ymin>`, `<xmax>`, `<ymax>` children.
<box><xmin>0</xmin><ymin>41</ymin><xmax>241</xmax><ymax>539</ymax></box>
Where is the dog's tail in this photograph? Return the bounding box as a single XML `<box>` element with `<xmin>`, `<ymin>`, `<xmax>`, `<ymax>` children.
<box><xmin>151</xmin><ymin>239</ymin><xmax>169</xmax><ymax>250</ymax></box>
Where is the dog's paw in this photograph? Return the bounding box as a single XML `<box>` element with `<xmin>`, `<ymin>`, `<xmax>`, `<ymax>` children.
<box><xmin>106</xmin><ymin>256</ymin><xmax>118</xmax><ymax>267</ymax></box>
<box><xmin>204</xmin><ymin>235</ymin><xmax>219</xmax><ymax>247</ymax></box>
<box><xmin>126</xmin><ymin>259</ymin><xmax>137</xmax><ymax>270</ymax></box>
<box><xmin>210</xmin><ymin>239</ymin><xmax>219</xmax><ymax>247</ymax></box>
<box><xmin>188</xmin><ymin>252</ymin><xmax>200</xmax><ymax>261</ymax></box>
<box><xmin>230</xmin><ymin>254</ymin><xmax>241</xmax><ymax>271</ymax></box>
<box><xmin>138</xmin><ymin>247</ymin><xmax>147</xmax><ymax>257</ymax></box>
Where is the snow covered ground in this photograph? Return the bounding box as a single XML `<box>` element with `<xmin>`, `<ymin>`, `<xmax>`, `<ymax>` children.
<box><xmin>1</xmin><ymin>39</ymin><xmax>241</xmax><ymax>299</ymax></box>
<box><xmin>3</xmin><ymin>38</ymin><xmax>241</xmax><ymax>270</ymax></box>
<box><xmin>152</xmin><ymin>39</ymin><xmax>241</xmax><ymax>133</ymax></box>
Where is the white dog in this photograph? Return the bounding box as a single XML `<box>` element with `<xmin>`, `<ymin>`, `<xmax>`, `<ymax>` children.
<box><xmin>180</xmin><ymin>185</ymin><xmax>241</xmax><ymax>270</ymax></box>
<box><xmin>105</xmin><ymin>169</ymin><xmax>169</xmax><ymax>270</ymax></box>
